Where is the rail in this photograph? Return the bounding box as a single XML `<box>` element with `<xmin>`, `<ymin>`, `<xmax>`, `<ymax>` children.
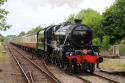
<box><xmin>8</xmin><ymin>47</ymin><xmax>32</xmax><ymax>83</ymax></box>
<box><xmin>12</xmin><ymin>46</ymin><xmax>62</xmax><ymax>83</ymax></box>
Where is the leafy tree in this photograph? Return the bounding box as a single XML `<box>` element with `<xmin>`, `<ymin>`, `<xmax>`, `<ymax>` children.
<box><xmin>92</xmin><ymin>38</ymin><xmax>101</xmax><ymax>46</ymax></box>
<box><xmin>0</xmin><ymin>34</ymin><xmax>4</xmax><ymax>42</ymax></box>
<box><xmin>67</xmin><ymin>14</ymin><xmax>75</xmax><ymax>23</ymax></box>
<box><xmin>18</xmin><ymin>31</ymin><xmax>26</xmax><ymax>36</ymax></box>
<box><xmin>102</xmin><ymin>36</ymin><xmax>110</xmax><ymax>50</ymax></box>
<box><xmin>27</xmin><ymin>25</ymin><xmax>42</xmax><ymax>34</ymax></box>
<box><xmin>4</xmin><ymin>35</ymin><xmax>16</xmax><ymax>43</ymax></box>
<box><xmin>119</xmin><ymin>40</ymin><xmax>125</xmax><ymax>56</ymax></box>
<box><xmin>0</xmin><ymin>0</ymin><xmax>11</xmax><ymax>31</ymax></box>
<box><xmin>102</xmin><ymin>0</ymin><xmax>125</xmax><ymax>43</ymax></box>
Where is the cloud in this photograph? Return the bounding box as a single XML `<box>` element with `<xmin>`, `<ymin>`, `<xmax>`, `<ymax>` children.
<box><xmin>1</xmin><ymin>0</ymin><xmax>76</xmax><ymax>36</ymax></box>
<box><xmin>79</xmin><ymin>0</ymin><xmax>115</xmax><ymax>13</ymax></box>
<box><xmin>0</xmin><ymin>0</ymin><xmax>115</xmax><ymax>36</ymax></box>
<box><xmin>22</xmin><ymin>0</ymin><xmax>84</xmax><ymax>9</ymax></box>
<box><xmin>45</xmin><ymin>0</ymin><xmax>83</xmax><ymax>7</ymax></box>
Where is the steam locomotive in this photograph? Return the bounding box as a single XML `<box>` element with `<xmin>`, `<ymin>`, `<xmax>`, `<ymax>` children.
<box><xmin>11</xmin><ymin>19</ymin><xmax>103</xmax><ymax>73</ymax></box>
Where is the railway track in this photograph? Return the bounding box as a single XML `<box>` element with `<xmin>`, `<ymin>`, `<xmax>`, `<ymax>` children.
<box><xmin>63</xmin><ymin>67</ymin><xmax>120</xmax><ymax>83</ymax></box>
<box><xmin>9</xmin><ymin>44</ymin><xmax>122</xmax><ymax>83</ymax></box>
<box><xmin>95</xmin><ymin>70</ymin><xmax>125</xmax><ymax>83</ymax></box>
<box><xmin>93</xmin><ymin>73</ymin><xmax>119</xmax><ymax>83</ymax></box>
<box><xmin>8</xmin><ymin>45</ymin><xmax>62</xmax><ymax>83</ymax></box>
<box><xmin>27</xmin><ymin>71</ymin><xmax>35</xmax><ymax>83</ymax></box>
<box><xmin>8</xmin><ymin>46</ymin><xmax>33</xmax><ymax>83</ymax></box>
<box><xmin>67</xmin><ymin>72</ymin><xmax>119</xmax><ymax>83</ymax></box>
<box><xmin>75</xmin><ymin>75</ymin><xmax>91</xmax><ymax>83</ymax></box>
<box><xmin>12</xmin><ymin>45</ymin><xmax>92</xmax><ymax>83</ymax></box>
<box><xmin>77</xmin><ymin>71</ymin><xmax>120</xmax><ymax>83</ymax></box>
<box><xmin>64</xmin><ymin>71</ymin><xmax>91</xmax><ymax>83</ymax></box>
<box><xmin>64</xmin><ymin>69</ymin><xmax>120</xmax><ymax>83</ymax></box>
<box><xmin>75</xmin><ymin>73</ymin><xmax>120</xmax><ymax>83</ymax></box>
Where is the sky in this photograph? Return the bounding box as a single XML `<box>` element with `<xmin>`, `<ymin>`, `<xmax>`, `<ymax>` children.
<box><xmin>0</xmin><ymin>0</ymin><xmax>115</xmax><ymax>36</ymax></box>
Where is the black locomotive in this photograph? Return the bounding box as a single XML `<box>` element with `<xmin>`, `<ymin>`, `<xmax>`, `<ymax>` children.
<box><xmin>11</xmin><ymin>19</ymin><xmax>103</xmax><ymax>73</ymax></box>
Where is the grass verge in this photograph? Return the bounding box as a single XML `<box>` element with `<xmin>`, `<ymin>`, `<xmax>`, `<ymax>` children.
<box><xmin>0</xmin><ymin>42</ymin><xmax>8</xmax><ymax>79</ymax></box>
<box><xmin>100</xmin><ymin>58</ymin><xmax>125</xmax><ymax>71</ymax></box>
<box><xmin>0</xmin><ymin>42</ymin><xmax>7</xmax><ymax>63</ymax></box>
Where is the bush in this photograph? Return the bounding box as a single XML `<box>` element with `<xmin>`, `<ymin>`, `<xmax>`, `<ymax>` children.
<box><xmin>108</xmin><ymin>46</ymin><xmax>113</xmax><ymax>52</ymax></box>
<box><xmin>102</xmin><ymin>36</ymin><xmax>110</xmax><ymax>51</ymax></box>
<box><xmin>120</xmin><ymin>40</ymin><xmax>125</xmax><ymax>44</ymax></box>
<box><xmin>92</xmin><ymin>38</ymin><xmax>101</xmax><ymax>45</ymax></box>
<box><xmin>119</xmin><ymin>40</ymin><xmax>125</xmax><ymax>56</ymax></box>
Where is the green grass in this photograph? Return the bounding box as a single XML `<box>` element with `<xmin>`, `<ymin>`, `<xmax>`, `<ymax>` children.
<box><xmin>120</xmin><ymin>64</ymin><xmax>125</xmax><ymax>69</ymax></box>
<box><xmin>0</xmin><ymin>42</ymin><xmax>7</xmax><ymax>63</ymax></box>
<box><xmin>0</xmin><ymin>42</ymin><xmax>7</xmax><ymax>79</ymax></box>
<box><xmin>100</xmin><ymin>58</ymin><xmax>125</xmax><ymax>71</ymax></box>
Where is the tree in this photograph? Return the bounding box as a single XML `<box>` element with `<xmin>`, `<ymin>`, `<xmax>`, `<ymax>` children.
<box><xmin>0</xmin><ymin>0</ymin><xmax>11</xmax><ymax>31</ymax></box>
<box><xmin>18</xmin><ymin>31</ymin><xmax>26</xmax><ymax>36</ymax></box>
<box><xmin>0</xmin><ymin>34</ymin><xmax>4</xmax><ymax>42</ymax></box>
<box><xmin>67</xmin><ymin>9</ymin><xmax>104</xmax><ymax>38</ymax></box>
<box><xmin>67</xmin><ymin>14</ymin><xmax>75</xmax><ymax>23</ymax></box>
<box><xmin>27</xmin><ymin>25</ymin><xmax>42</xmax><ymax>34</ymax></box>
<box><xmin>4</xmin><ymin>35</ymin><xmax>16</xmax><ymax>43</ymax></box>
<box><xmin>77</xmin><ymin>9</ymin><xmax>104</xmax><ymax>38</ymax></box>
<box><xmin>92</xmin><ymin>38</ymin><xmax>101</xmax><ymax>46</ymax></box>
<box><xmin>102</xmin><ymin>0</ymin><xmax>125</xmax><ymax>44</ymax></box>
<box><xmin>119</xmin><ymin>40</ymin><xmax>125</xmax><ymax>56</ymax></box>
<box><xmin>102</xmin><ymin>36</ymin><xmax>110</xmax><ymax>50</ymax></box>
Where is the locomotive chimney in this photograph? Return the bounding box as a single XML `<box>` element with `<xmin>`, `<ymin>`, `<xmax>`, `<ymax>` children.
<box><xmin>74</xmin><ymin>19</ymin><xmax>82</xmax><ymax>24</ymax></box>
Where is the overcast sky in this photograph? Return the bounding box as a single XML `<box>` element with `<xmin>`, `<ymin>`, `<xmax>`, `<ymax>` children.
<box><xmin>0</xmin><ymin>0</ymin><xmax>115</xmax><ymax>36</ymax></box>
